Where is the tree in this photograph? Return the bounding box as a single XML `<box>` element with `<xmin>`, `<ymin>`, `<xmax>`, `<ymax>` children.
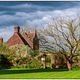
<box><xmin>39</xmin><ymin>17</ymin><xmax>80</xmax><ymax>70</ymax></box>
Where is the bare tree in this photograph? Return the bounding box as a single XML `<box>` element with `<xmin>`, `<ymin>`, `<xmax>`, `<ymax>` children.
<box><xmin>39</xmin><ymin>17</ymin><xmax>80</xmax><ymax>70</ymax></box>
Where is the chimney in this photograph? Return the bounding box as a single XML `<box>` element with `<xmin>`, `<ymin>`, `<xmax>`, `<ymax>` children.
<box><xmin>33</xmin><ymin>29</ymin><xmax>39</xmax><ymax>50</ymax></box>
<box><xmin>14</xmin><ymin>26</ymin><xmax>20</xmax><ymax>33</ymax></box>
<box><xmin>0</xmin><ymin>37</ymin><xmax>3</xmax><ymax>44</ymax></box>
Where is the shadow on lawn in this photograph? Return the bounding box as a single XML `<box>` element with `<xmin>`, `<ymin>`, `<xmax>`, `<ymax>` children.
<box><xmin>0</xmin><ymin>68</ymin><xmax>68</xmax><ymax>75</ymax></box>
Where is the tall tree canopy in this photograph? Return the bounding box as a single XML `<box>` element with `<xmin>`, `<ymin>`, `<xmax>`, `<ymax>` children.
<box><xmin>39</xmin><ymin>17</ymin><xmax>80</xmax><ymax>70</ymax></box>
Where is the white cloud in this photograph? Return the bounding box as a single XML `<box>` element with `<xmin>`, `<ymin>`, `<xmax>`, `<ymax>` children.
<box><xmin>1</xmin><ymin>5</ymin><xmax>80</xmax><ymax>41</ymax></box>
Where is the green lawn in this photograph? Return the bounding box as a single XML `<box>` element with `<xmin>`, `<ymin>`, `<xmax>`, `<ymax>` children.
<box><xmin>0</xmin><ymin>68</ymin><xmax>80</xmax><ymax>79</ymax></box>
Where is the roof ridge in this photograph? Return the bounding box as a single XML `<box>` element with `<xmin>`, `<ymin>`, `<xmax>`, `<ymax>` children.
<box><xmin>22</xmin><ymin>33</ymin><xmax>33</xmax><ymax>49</ymax></box>
<box><xmin>17</xmin><ymin>33</ymin><xmax>27</xmax><ymax>44</ymax></box>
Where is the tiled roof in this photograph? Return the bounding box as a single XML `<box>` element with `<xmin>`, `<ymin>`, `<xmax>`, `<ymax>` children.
<box><xmin>22</xmin><ymin>32</ymin><xmax>33</xmax><ymax>49</ymax></box>
<box><xmin>7</xmin><ymin>27</ymin><xmax>39</xmax><ymax>50</ymax></box>
<box><xmin>25</xmin><ymin>31</ymin><xmax>35</xmax><ymax>41</ymax></box>
<box><xmin>7</xmin><ymin>31</ymin><xmax>35</xmax><ymax>49</ymax></box>
<box><xmin>7</xmin><ymin>33</ymin><xmax>27</xmax><ymax>46</ymax></box>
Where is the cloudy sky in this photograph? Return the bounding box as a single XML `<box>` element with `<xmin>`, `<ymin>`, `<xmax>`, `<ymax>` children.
<box><xmin>0</xmin><ymin>1</ymin><xmax>80</xmax><ymax>41</ymax></box>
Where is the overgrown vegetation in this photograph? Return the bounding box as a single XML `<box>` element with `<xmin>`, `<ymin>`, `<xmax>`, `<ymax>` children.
<box><xmin>0</xmin><ymin>54</ymin><xmax>12</xmax><ymax>69</ymax></box>
<box><xmin>0</xmin><ymin>44</ymin><xmax>41</xmax><ymax>69</ymax></box>
<box><xmin>27</xmin><ymin>59</ymin><xmax>42</xmax><ymax>69</ymax></box>
<box><xmin>0</xmin><ymin>44</ymin><xmax>13</xmax><ymax>69</ymax></box>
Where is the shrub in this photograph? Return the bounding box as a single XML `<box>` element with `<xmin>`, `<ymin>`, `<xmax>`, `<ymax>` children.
<box><xmin>12</xmin><ymin>56</ymin><xmax>32</xmax><ymax>68</ymax></box>
<box><xmin>10</xmin><ymin>44</ymin><xmax>38</xmax><ymax>57</ymax></box>
<box><xmin>29</xmin><ymin>50</ymin><xmax>39</xmax><ymax>57</ymax></box>
<box><xmin>0</xmin><ymin>54</ymin><xmax>13</xmax><ymax>69</ymax></box>
<box><xmin>0</xmin><ymin>44</ymin><xmax>40</xmax><ymax>69</ymax></box>
<box><xmin>10</xmin><ymin>44</ymin><xmax>40</xmax><ymax>68</ymax></box>
<box><xmin>72</xmin><ymin>65</ymin><xmax>80</xmax><ymax>70</ymax></box>
<box><xmin>0</xmin><ymin>44</ymin><xmax>14</xmax><ymax>69</ymax></box>
<box><xmin>27</xmin><ymin>59</ymin><xmax>42</xmax><ymax>69</ymax></box>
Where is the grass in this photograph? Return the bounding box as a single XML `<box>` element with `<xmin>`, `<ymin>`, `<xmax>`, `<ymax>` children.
<box><xmin>0</xmin><ymin>68</ymin><xmax>80</xmax><ymax>79</ymax></box>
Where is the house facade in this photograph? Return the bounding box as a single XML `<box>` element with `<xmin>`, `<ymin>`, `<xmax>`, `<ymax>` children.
<box><xmin>0</xmin><ymin>26</ymin><xmax>39</xmax><ymax>51</ymax></box>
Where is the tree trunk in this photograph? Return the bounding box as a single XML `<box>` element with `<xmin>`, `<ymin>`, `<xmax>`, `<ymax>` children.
<box><xmin>66</xmin><ymin>60</ymin><xmax>72</xmax><ymax>70</ymax></box>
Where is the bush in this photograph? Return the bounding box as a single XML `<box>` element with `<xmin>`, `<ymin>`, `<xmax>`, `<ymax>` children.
<box><xmin>0</xmin><ymin>44</ymin><xmax>40</xmax><ymax>69</ymax></box>
<box><xmin>12</xmin><ymin>55</ymin><xmax>32</xmax><ymax>68</ymax></box>
<box><xmin>29</xmin><ymin>50</ymin><xmax>39</xmax><ymax>57</ymax></box>
<box><xmin>10</xmin><ymin>44</ymin><xmax>40</xmax><ymax>68</ymax></box>
<box><xmin>72</xmin><ymin>65</ymin><xmax>80</xmax><ymax>70</ymax></box>
<box><xmin>0</xmin><ymin>44</ymin><xmax>14</xmax><ymax>69</ymax></box>
<box><xmin>12</xmin><ymin>57</ymin><xmax>42</xmax><ymax>69</ymax></box>
<box><xmin>27</xmin><ymin>59</ymin><xmax>42</xmax><ymax>69</ymax></box>
<box><xmin>0</xmin><ymin>54</ymin><xmax>12</xmax><ymax>69</ymax></box>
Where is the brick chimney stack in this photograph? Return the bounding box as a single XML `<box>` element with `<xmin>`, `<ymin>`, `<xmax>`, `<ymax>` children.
<box><xmin>0</xmin><ymin>37</ymin><xmax>3</xmax><ymax>44</ymax></box>
<box><xmin>14</xmin><ymin>26</ymin><xmax>20</xmax><ymax>33</ymax></box>
<box><xmin>33</xmin><ymin>29</ymin><xmax>39</xmax><ymax>50</ymax></box>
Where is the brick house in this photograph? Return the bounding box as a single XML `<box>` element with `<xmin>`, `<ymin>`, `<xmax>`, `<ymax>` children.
<box><xmin>0</xmin><ymin>26</ymin><xmax>39</xmax><ymax>51</ymax></box>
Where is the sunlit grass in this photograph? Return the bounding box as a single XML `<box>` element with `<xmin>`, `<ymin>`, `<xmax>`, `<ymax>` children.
<box><xmin>0</xmin><ymin>68</ymin><xmax>80</xmax><ymax>78</ymax></box>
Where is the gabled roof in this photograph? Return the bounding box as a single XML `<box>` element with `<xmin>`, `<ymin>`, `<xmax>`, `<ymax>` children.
<box><xmin>7</xmin><ymin>26</ymin><xmax>39</xmax><ymax>50</ymax></box>
<box><xmin>7</xmin><ymin>32</ymin><xmax>34</xmax><ymax>49</ymax></box>
<box><xmin>7</xmin><ymin>33</ymin><xmax>27</xmax><ymax>46</ymax></box>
